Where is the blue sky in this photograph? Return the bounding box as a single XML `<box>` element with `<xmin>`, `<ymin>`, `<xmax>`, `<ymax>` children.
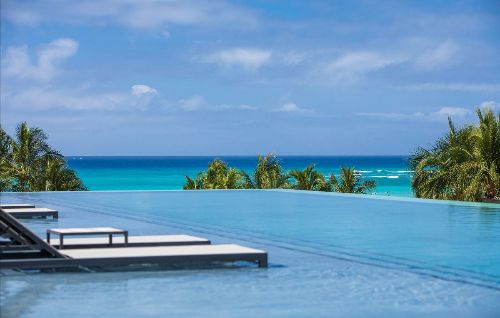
<box><xmin>1</xmin><ymin>0</ymin><xmax>499</xmax><ymax>155</ymax></box>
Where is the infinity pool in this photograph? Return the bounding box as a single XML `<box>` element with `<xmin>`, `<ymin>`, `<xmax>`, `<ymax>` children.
<box><xmin>1</xmin><ymin>190</ymin><xmax>500</xmax><ymax>317</ymax></box>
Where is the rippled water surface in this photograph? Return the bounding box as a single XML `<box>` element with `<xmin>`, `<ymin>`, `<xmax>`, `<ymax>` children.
<box><xmin>1</xmin><ymin>190</ymin><xmax>500</xmax><ymax>318</ymax></box>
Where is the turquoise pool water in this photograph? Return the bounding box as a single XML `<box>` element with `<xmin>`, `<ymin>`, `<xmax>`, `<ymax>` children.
<box><xmin>1</xmin><ymin>190</ymin><xmax>500</xmax><ymax>317</ymax></box>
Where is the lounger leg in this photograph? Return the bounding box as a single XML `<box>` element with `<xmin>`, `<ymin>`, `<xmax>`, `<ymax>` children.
<box><xmin>258</xmin><ymin>256</ymin><xmax>268</xmax><ymax>268</ymax></box>
<box><xmin>60</xmin><ymin>235</ymin><xmax>64</xmax><ymax>249</ymax></box>
<box><xmin>47</xmin><ymin>232</ymin><xmax>50</xmax><ymax>243</ymax></box>
<box><xmin>124</xmin><ymin>231</ymin><xmax>128</xmax><ymax>246</ymax></box>
<box><xmin>109</xmin><ymin>234</ymin><xmax>113</xmax><ymax>246</ymax></box>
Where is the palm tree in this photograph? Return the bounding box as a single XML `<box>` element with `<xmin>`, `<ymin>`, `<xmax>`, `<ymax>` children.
<box><xmin>1</xmin><ymin>122</ymin><xmax>86</xmax><ymax>192</ymax></box>
<box><xmin>410</xmin><ymin>108</ymin><xmax>500</xmax><ymax>202</ymax></box>
<box><xmin>183</xmin><ymin>159</ymin><xmax>246</xmax><ymax>190</ymax></box>
<box><xmin>327</xmin><ymin>166</ymin><xmax>376</xmax><ymax>194</ymax></box>
<box><xmin>183</xmin><ymin>172</ymin><xmax>205</xmax><ymax>190</ymax></box>
<box><xmin>241</xmin><ymin>154</ymin><xmax>290</xmax><ymax>189</ymax></box>
<box><xmin>473</xmin><ymin>109</ymin><xmax>500</xmax><ymax>198</ymax></box>
<box><xmin>204</xmin><ymin>159</ymin><xmax>244</xmax><ymax>189</ymax></box>
<box><xmin>34</xmin><ymin>157</ymin><xmax>87</xmax><ymax>191</ymax></box>
<box><xmin>182</xmin><ymin>156</ymin><xmax>377</xmax><ymax>195</ymax></box>
<box><xmin>9</xmin><ymin>122</ymin><xmax>62</xmax><ymax>191</ymax></box>
<box><xmin>289</xmin><ymin>164</ymin><xmax>326</xmax><ymax>191</ymax></box>
<box><xmin>0</xmin><ymin>127</ymin><xmax>14</xmax><ymax>191</ymax></box>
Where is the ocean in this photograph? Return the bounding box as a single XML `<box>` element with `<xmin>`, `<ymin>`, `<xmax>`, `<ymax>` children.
<box><xmin>66</xmin><ymin>156</ymin><xmax>413</xmax><ymax>197</ymax></box>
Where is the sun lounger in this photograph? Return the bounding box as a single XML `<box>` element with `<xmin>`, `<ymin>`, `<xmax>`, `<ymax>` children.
<box><xmin>46</xmin><ymin>234</ymin><xmax>211</xmax><ymax>249</ymax></box>
<box><xmin>3</xmin><ymin>208</ymin><xmax>58</xmax><ymax>219</ymax></box>
<box><xmin>0</xmin><ymin>208</ymin><xmax>65</xmax><ymax>259</ymax></box>
<box><xmin>0</xmin><ymin>204</ymin><xmax>36</xmax><ymax>209</ymax></box>
<box><xmin>1</xmin><ymin>244</ymin><xmax>268</xmax><ymax>269</ymax></box>
<box><xmin>62</xmin><ymin>244</ymin><xmax>267</xmax><ymax>267</ymax></box>
<box><xmin>0</xmin><ymin>209</ymin><xmax>268</xmax><ymax>270</ymax></box>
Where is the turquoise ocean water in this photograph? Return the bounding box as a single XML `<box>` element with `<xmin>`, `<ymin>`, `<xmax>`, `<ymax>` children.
<box><xmin>67</xmin><ymin>156</ymin><xmax>413</xmax><ymax>196</ymax></box>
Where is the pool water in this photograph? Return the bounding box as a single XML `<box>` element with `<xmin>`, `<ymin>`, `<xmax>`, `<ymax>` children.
<box><xmin>1</xmin><ymin>190</ymin><xmax>500</xmax><ymax>317</ymax></box>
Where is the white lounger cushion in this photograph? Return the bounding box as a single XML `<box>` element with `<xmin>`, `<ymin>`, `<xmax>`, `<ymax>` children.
<box><xmin>5</xmin><ymin>208</ymin><xmax>56</xmax><ymax>213</ymax></box>
<box><xmin>61</xmin><ymin>244</ymin><xmax>266</xmax><ymax>259</ymax></box>
<box><xmin>48</xmin><ymin>227</ymin><xmax>123</xmax><ymax>234</ymax></box>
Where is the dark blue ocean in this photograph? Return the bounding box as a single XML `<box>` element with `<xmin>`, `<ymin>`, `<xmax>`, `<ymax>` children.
<box><xmin>66</xmin><ymin>156</ymin><xmax>413</xmax><ymax>197</ymax></box>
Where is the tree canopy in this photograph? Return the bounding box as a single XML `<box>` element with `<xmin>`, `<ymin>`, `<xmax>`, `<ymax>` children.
<box><xmin>410</xmin><ymin>108</ymin><xmax>500</xmax><ymax>202</ymax></box>
<box><xmin>183</xmin><ymin>159</ymin><xmax>247</xmax><ymax>190</ymax></box>
<box><xmin>241</xmin><ymin>154</ymin><xmax>290</xmax><ymax>189</ymax></box>
<box><xmin>327</xmin><ymin>167</ymin><xmax>376</xmax><ymax>194</ymax></box>
<box><xmin>0</xmin><ymin>122</ymin><xmax>87</xmax><ymax>192</ymax></box>
<box><xmin>183</xmin><ymin>154</ymin><xmax>376</xmax><ymax>194</ymax></box>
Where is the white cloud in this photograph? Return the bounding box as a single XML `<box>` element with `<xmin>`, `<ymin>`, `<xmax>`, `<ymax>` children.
<box><xmin>356</xmin><ymin>112</ymin><xmax>425</xmax><ymax>119</ymax></box>
<box><xmin>319</xmin><ymin>40</ymin><xmax>461</xmax><ymax>84</ymax></box>
<box><xmin>431</xmin><ymin>107</ymin><xmax>469</xmax><ymax>118</ymax></box>
<box><xmin>131</xmin><ymin>84</ymin><xmax>157</xmax><ymax>97</ymax></box>
<box><xmin>1</xmin><ymin>86</ymin><xmax>126</xmax><ymax>111</ymax></box>
<box><xmin>2</xmin><ymin>0</ymin><xmax>256</xmax><ymax>29</ymax></box>
<box><xmin>414</xmin><ymin>40</ymin><xmax>459</xmax><ymax>70</ymax></box>
<box><xmin>175</xmin><ymin>98</ymin><xmax>257</xmax><ymax>112</ymax></box>
<box><xmin>279</xmin><ymin>51</ymin><xmax>305</xmax><ymax>66</ymax></box>
<box><xmin>356</xmin><ymin>107</ymin><xmax>470</xmax><ymax>121</ymax></box>
<box><xmin>2</xmin><ymin>83</ymin><xmax>160</xmax><ymax>111</ymax></box>
<box><xmin>325</xmin><ymin>52</ymin><xmax>403</xmax><ymax>82</ymax></box>
<box><xmin>2</xmin><ymin>3</ymin><xmax>41</xmax><ymax>26</ymax></box>
<box><xmin>212</xmin><ymin>104</ymin><xmax>259</xmax><ymax>111</ymax></box>
<box><xmin>238</xmin><ymin>104</ymin><xmax>258</xmax><ymax>110</ymax></box>
<box><xmin>130</xmin><ymin>85</ymin><xmax>159</xmax><ymax>110</ymax></box>
<box><xmin>1</xmin><ymin>38</ymin><xmax>160</xmax><ymax>111</ymax></box>
<box><xmin>274</xmin><ymin>102</ymin><xmax>311</xmax><ymax>113</ymax></box>
<box><xmin>1</xmin><ymin>38</ymin><xmax>78</xmax><ymax>81</ymax></box>
<box><xmin>206</xmin><ymin>48</ymin><xmax>272</xmax><ymax>71</ymax></box>
<box><xmin>405</xmin><ymin>82</ymin><xmax>500</xmax><ymax>92</ymax></box>
<box><xmin>178</xmin><ymin>95</ymin><xmax>205</xmax><ymax>111</ymax></box>
<box><xmin>479</xmin><ymin>101</ymin><xmax>500</xmax><ymax>112</ymax></box>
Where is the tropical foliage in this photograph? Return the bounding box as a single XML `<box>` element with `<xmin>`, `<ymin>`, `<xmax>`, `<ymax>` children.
<box><xmin>183</xmin><ymin>159</ymin><xmax>247</xmax><ymax>189</ymax></box>
<box><xmin>289</xmin><ymin>164</ymin><xmax>326</xmax><ymax>191</ymax></box>
<box><xmin>241</xmin><ymin>154</ymin><xmax>290</xmax><ymax>189</ymax></box>
<box><xmin>409</xmin><ymin>108</ymin><xmax>500</xmax><ymax>202</ymax></box>
<box><xmin>183</xmin><ymin>154</ymin><xmax>376</xmax><ymax>194</ymax></box>
<box><xmin>0</xmin><ymin>122</ymin><xmax>87</xmax><ymax>192</ymax></box>
<box><xmin>327</xmin><ymin>167</ymin><xmax>376</xmax><ymax>194</ymax></box>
